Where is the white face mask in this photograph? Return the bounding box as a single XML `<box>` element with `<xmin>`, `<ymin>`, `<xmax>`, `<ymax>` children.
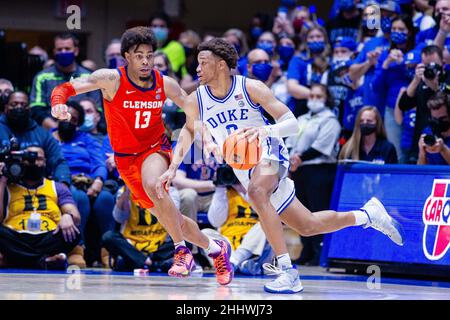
<box><xmin>307</xmin><ymin>99</ymin><xmax>326</xmax><ymax>113</ymax></box>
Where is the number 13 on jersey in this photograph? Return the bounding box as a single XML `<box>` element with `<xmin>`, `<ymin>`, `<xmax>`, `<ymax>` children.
<box><xmin>135</xmin><ymin>111</ymin><xmax>151</xmax><ymax>129</ymax></box>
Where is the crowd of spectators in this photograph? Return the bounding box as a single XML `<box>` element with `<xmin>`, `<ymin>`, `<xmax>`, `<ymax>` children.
<box><xmin>1</xmin><ymin>0</ymin><xmax>450</xmax><ymax>271</ymax></box>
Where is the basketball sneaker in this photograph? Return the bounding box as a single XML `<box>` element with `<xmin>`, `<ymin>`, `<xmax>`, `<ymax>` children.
<box><xmin>361</xmin><ymin>197</ymin><xmax>404</xmax><ymax>246</ymax></box>
<box><xmin>263</xmin><ymin>263</ymin><xmax>303</xmax><ymax>294</ymax></box>
<box><xmin>209</xmin><ymin>240</ymin><xmax>233</xmax><ymax>285</ymax></box>
<box><xmin>168</xmin><ymin>246</ymin><xmax>194</xmax><ymax>278</ymax></box>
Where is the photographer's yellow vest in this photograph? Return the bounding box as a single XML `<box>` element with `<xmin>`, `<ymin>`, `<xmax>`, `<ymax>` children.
<box><xmin>4</xmin><ymin>179</ymin><xmax>61</xmax><ymax>233</ymax></box>
<box><xmin>121</xmin><ymin>193</ymin><xmax>168</xmax><ymax>254</ymax></box>
<box><xmin>220</xmin><ymin>188</ymin><xmax>259</xmax><ymax>250</ymax></box>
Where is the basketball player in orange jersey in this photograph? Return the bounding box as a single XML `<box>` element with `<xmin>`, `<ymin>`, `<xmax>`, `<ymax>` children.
<box><xmin>159</xmin><ymin>38</ymin><xmax>404</xmax><ymax>294</ymax></box>
<box><xmin>50</xmin><ymin>27</ymin><xmax>233</xmax><ymax>285</ymax></box>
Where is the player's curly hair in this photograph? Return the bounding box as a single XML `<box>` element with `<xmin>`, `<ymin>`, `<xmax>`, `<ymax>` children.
<box><xmin>120</xmin><ymin>26</ymin><xmax>157</xmax><ymax>57</ymax></box>
<box><xmin>198</xmin><ymin>38</ymin><xmax>238</xmax><ymax>69</ymax></box>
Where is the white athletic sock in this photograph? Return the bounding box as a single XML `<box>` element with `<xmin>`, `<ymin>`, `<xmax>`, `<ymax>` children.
<box><xmin>277</xmin><ymin>253</ymin><xmax>292</xmax><ymax>270</ymax></box>
<box><xmin>174</xmin><ymin>241</ymin><xmax>186</xmax><ymax>250</ymax></box>
<box><xmin>352</xmin><ymin>210</ymin><xmax>369</xmax><ymax>226</ymax></box>
<box><xmin>207</xmin><ymin>238</ymin><xmax>222</xmax><ymax>256</ymax></box>
<box><xmin>230</xmin><ymin>248</ymin><xmax>253</xmax><ymax>266</ymax></box>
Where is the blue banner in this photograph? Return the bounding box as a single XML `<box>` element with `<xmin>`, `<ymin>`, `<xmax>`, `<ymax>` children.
<box><xmin>323</xmin><ymin>164</ymin><xmax>450</xmax><ymax>268</ymax></box>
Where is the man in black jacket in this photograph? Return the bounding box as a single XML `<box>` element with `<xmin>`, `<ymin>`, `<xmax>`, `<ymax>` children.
<box><xmin>0</xmin><ymin>91</ymin><xmax>70</xmax><ymax>185</ymax></box>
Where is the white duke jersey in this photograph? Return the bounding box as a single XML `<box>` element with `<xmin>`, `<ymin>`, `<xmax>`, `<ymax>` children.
<box><xmin>196</xmin><ymin>75</ymin><xmax>295</xmax><ymax>215</ymax></box>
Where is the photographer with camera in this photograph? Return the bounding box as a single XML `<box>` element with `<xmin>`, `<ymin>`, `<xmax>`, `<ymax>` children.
<box><xmin>52</xmin><ymin>100</ymin><xmax>114</xmax><ymax>268</ymax></box>
<box><xmin>0</xmin><ymin>146</ymin><xmax>81</xmax><ymax>270</ymax></box>
<box><xmin>418</xmin><ymin>91</ymin><xmax>450</xmax><ymax>164</ymax></box>
<box><xmin>0</xmin><ymin>91</ymin><xmax>71</xmax><ymax>185</ymax></box>
<box><xmin>398</xmin><ymin>45</ymin><xmax>450</xmax><ymax>162</ymax></box>
<box><xmin>202</xmin><ymin>172</ymin><xmax>273</xmax><ymax>276</ymax></box>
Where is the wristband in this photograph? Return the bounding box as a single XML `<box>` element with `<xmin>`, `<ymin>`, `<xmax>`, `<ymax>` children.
<box><xmin>51</xmin><ymin>82</ymin><xmax>76</xmax><ymax>107</ymax></box>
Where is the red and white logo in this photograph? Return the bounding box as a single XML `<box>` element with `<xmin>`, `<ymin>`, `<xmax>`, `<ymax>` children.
<box><xmin>422</xmin><ymin>179</ymin><xmax>450</xmax><ymax>260</ymax></box>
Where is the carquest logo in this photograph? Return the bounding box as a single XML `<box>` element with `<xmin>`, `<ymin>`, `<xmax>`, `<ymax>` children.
<box><xmin>422</xmin><ymin>179</ymin><xmax>450</xmax><ymax>260</ymax></box>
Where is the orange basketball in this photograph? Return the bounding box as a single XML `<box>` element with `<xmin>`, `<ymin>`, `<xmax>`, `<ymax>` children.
<box><xmin>222</xmin><ymin>132</ymin><xmax>262</xmax><ymax>170</ymax></box>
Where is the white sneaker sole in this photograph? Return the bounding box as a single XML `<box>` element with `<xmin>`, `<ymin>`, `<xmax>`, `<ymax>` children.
<box><xmin>369</xmin><ymin>197</ymin><xmax>404</xmax><ymax>246</ymax></box>
<box><xmin>264</xmin><ymin>282</ymin><xmax>304</xmax><ymax>294</ymax></box>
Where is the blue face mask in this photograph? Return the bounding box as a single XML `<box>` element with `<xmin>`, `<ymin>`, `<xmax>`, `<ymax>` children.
<box><xmin>257</xmin><ymin>42</ymin><xmax>275</xmax><ymax>57</ymax></box>
<box><xmin>391</xmin><ymin>31</ymin><xmax>408</xmax><ymax>45</ymax></box>
<box><xmin>308</xmin><ymin>41</ymin><xmax>326</xmax><ymax>54</ymax></box>
<box><xmin>152</xmin><ymin>27</ymin><xmax>169</xmax><ymax>43</ymax></box>
<box><xmin>251</xmin><ymin>27</ymin><xmax>264</xmax><ymax>40</ymax></box>
<box><xmin>80</xmin><ymin>114</ymin><xmax>95</xmax><ymax>132</ymax></box>
<box><xmin>55</xmin><ymin>52</ymin><xmax>75</xmax><ymax>67</ymax></box>
<box><xmin>107</xmin><ymin>56</ymin><xmax>127</xmax><ymax>69</ymax></box>
<box><xmin>252</xmin><ymin>62</ymin><xmax>273</xmax><ymax>82</ymax></box>
<box><xmin>278</xmin><ymin>45</ymin><xmax>295</xmax><ymax>63</ymax></box>
<box><xmin>381</xmin><ymin>17</ymin><xmax>393</xmax><ymax>34</ymax></box>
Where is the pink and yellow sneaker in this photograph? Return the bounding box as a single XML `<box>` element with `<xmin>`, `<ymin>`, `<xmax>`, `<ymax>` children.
<box><xmin>168</xmin><ymin>246</ymin><xmax>194</xmax><ymax>278</ymax></box>
<box><xmin>209</xmin><ymin>240</ymin><xmax>234</xmax><ymax>286</ymax></box>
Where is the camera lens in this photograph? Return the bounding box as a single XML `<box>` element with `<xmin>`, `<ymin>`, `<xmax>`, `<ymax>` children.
<box><xmin>8</xmin><ymin>162</ymin><xmax>22</xmax><ymax>178</ymax></box>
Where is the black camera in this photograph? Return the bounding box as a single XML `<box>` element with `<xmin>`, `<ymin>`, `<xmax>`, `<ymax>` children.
<box><xmin>214</xmin><ymin>164</ymin><xmax>239</xmax><ymax>187</ymax></box>
<box><xmin>424</xmin><ymin>134</ymin><xmax>437</xmax><ymax>146</ymax></box>
<box><xmin>0</xmin><ymin>137</ymin><xmax>38</xmax><ymax>181</ymax></box>
<box><xmin>424</xmin><ymin>63</ymin><xmax>443</xmax><ymax>80</ymax></box>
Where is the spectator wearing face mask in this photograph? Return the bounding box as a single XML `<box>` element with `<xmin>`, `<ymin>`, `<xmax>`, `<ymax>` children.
<box><xmin>0</xmin><ymin>91</ymin><xmax>70</xmax><ymax>186</ymax></box>
<box><xmin>287</xmin><ymin>25</ymin><xmax>331</xmax><ymax>116</ymax></box>
<box><xmin>372</xmin><ymin>15</ymin><xmax>416</xmax><ymax>161</ymax></box>
<box><xmin>29</xmin><ymin>33</ymin><xmax>102</xmax><ymax>130</ymax></box>
<box><xmin>339</xmin><ymin>106</ymin><xmax>398</xmax><ymax>163</ymax></box>
<box><xmin>272</xmin><ymin>37</ymin><xmax>297</xmax><ymax>105</ymax></box>
<box><xmin>326</xmin><ymin>0</ymin><xmax>361</xmax><ymax>43</ymax></box>
<box><xmin>356</xmin><ymin>2</ymin><xmax>383</xmax><ymax>49</ymax></box>
<box><xmin>418</xmin><ymin>91</ymin><xmax>450</xmax><ymax>165</ymax></box>
<box><xmin>150</xmin><ymin>12</ymin><xmax>186</xmax><ymax>79</ymax></box>
<box><xmin>349</xmin><ymin>1</ymin><xmax>401</xmax><ymax>113</ymax></box>
<box><xmin>327</xmin><ymin>37</ymin><xmax>358</xmax><ymax>123</ymax></box>
<box><xmin>286</xmin><ymin>84</ymin><xmax>341</xmax><ymax>266</ymax></box>
<box><xmin>78</xmin><ymin>97</ymin><xmax>106</xmax><ymax>145</ymax></box>
<box><xmin>0</xmin><ymin>147</ymin><xmax>81</xmax><ymax>270</ymax></box>
<box><xmin>223</xmin><ymin>28</ymin><xmax>251</xmax><ymax>76</ymax></box>
<box><xmin>104</xmin><ymin>39</ymin><xmax>127</xmax><ymax>69</ymax></box>
<box><xmin>0</xmin><ymin>78</ymin><xmax>14</xmax><ymax>113</ymax></box>
<box><xmin>52</xmin><ymin>101</ymin><xmax>115</xmax><ymax>268</ymax></box>
<box><xmin>248</xmin><ymin>13</ymin><xmax>273</xmax><ymax>48</ymax></box>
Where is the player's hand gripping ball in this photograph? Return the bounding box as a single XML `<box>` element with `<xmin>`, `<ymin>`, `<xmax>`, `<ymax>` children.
<box><xmin>222</xmin><ymin>132</ymin><xmax>262</xmax><ymax>170</ymax></box>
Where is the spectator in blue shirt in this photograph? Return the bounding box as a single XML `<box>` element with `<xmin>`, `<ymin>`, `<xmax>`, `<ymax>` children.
<box><xmin>326</xmin><ymin>0</ymin><xmax>362</xmax><ymax>43</ymax></box>
<box><xmin>349</xmin><ymin>0</ymin><xmax>401</xmax><ymax>111</ymax></box>
<box><xmin>418</xmin><ymin>92</ymin><xmax>450</xmax><ymax>165</ymax></box>
<box><xmin>287</xmin><ymin>25</ymin><xmax>331</xmax><ymax>116</ymax></box>
<box><xmin>372</xmin><ymin>14</ymin><xmax>416</xmax><ymax>161</ymax></box>
<box><xmin>339</xmin><ymin>106</ymin><xmax>398</xmax><ymax>163</ymax></box>
<box><xmin>52</xmin><ymin>101</ymin><xmax>115</xmax><ymax>268</ymax></box>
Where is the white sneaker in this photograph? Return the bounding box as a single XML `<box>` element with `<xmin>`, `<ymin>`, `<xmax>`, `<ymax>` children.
<box><xmin>262</xmin><ymin>264</ymin><xmax>303</xmax><ymax>294</ymax></box>
<box><xmin>361</xmin><ymin>197</ymin><xmax>404</xmax><ymax>246</ymax></box>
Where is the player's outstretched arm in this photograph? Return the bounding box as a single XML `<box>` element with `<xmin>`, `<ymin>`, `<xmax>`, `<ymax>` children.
<box><xmin>156</xmin><ymin>91</ymin><xmax>199</xmax><ymax>199</ymax></box>
<box><xmin>238</xmin><ymin>78</ymin><xmax>300</xmax><ymax>143</ymax></box>
<box><xmin>50</xmin><ymin>68</ymin><xmax>119</xmax><ymax>121</ymax></box>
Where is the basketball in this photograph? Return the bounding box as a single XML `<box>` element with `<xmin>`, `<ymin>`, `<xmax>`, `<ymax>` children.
<box><xmin>222</xmin><ymin>132</ymin><xmax>262</xmax><ymax>170</ymax></box>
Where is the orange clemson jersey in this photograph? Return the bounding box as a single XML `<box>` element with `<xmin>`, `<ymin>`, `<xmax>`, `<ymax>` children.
<box><xmin>103</xmin><ymin>66</ymin><xmax>167</xmax><ymax>155</ymax></box>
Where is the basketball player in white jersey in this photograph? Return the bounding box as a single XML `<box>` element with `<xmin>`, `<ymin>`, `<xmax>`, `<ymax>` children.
<box><xmin>158</xmin><ymin>38</ymin><xmax>404</xmax><ymax>294</ymax></box>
